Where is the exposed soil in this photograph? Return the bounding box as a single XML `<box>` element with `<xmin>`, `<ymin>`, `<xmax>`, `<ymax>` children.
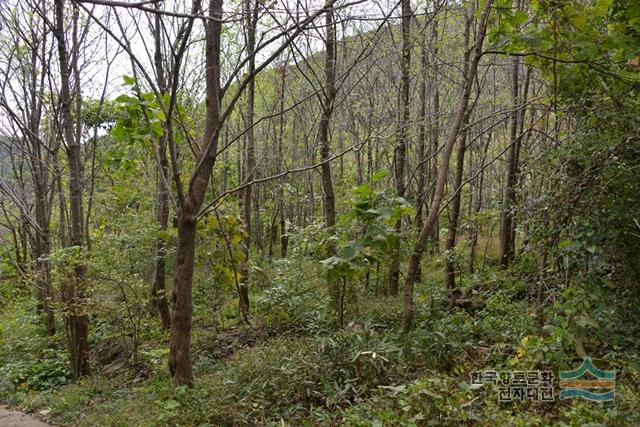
<box><xmin>0</xmin><ymin>406</ymin><xmax>50</xmax><ymax>427</ymax></box>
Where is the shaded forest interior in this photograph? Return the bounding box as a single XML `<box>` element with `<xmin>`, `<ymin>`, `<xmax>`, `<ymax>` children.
<box><xmin>0</xmin><ymin>0</ymin><xmax>639</xmax><ymax>425</ymax></box>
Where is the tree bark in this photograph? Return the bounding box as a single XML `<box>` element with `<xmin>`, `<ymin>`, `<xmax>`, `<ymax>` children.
<box><xmin>415</xmin><ymin>6</ymin><xmax>429</xmax><ymax>232</ymax></box>
<box><xmin>319</xmin><ymin>2</ymin><xmax>340</xmax><ymax>324</ymax></box>
<box><xmin>444</xmin><ymin>12</ymin><xmax>473</xmax><ymax>292</ymax></box>
<box><xmin>401</xmin><ymin>0</ymin><xmax>493</xmax><ymax>333</ymax></box>
<box><xmin>499</xmin><ymin>56</ymin><xmax>521</xmax><ymax>268</ymax></box>
<box><xmin>169</xmin><ymin>0</ymin><xmax>219</xmax><ymax>387</ymax></box>
<box><xmin>388</xmin><ymin>0</ymin><xmax>412</xmax><ymax>296</ymax></box>
<box><xmin>151</xmin><ymin>7</ymin><xmax>171</xmax><ymax>329</ymax></box>
<box><xmin>426</xmin><ymin>4</ymin><xmax>441</xmax><ymax>254</ymax></box>
<box><xmin>54</xmin><ymin>0</ymin><xmax>89</xmax><ymax>378</ymax></box>
<box><xmin>276</xmin><ymin>63</ymin><xmax>288</xmax><ymax>258</ymax></box>
<box><xmin>468</xmin><ymin>132</ymin><xmax>490</xmax><ymax>274</ymax></box>
<box><xmin>319</xmin><ymin>4</ymin><xmax>337</xmax><ymax>230</ymax></box>
<box><xmin>444</xmin><ymin>123</ymin><xmax>468</xmax><ymax>291</ymax></box>
<box><xmin>239</xmin><ymin>0</ymin><xmax>259</xmax><ymax>323</ymax></box>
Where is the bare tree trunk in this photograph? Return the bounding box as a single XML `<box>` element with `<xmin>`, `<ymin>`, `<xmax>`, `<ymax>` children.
<box><xmin>26</xmin><ymin>27</ymin><xmax>55</xmax><ymax>336</ymax></box>
<box><xmin>444</xmin><ymin>12</ymin><xmax>473</xmax><ymax>292</ymax></box>
<box><xmin>54</xmin><ymin>151</ymin><xmax>69</xmax><ymax>248</ymax></box>
<box><xmin>511</xmin><ymin>66</ymin><xmax>532</xmax><ymax>258</ymax></box>
<box><xmin>33</xmin><ymin>189</ymin><xmax>55</xmax><ymax>335</ymax></box>
<box><xmin>151</xmin><ymin>8</ymin><xmax>171</xmax><ymax>329</ymax></box>
<box><xmin>415</xmin><ymin>6</ymin><xmax>429</xmax><ymax>231</ymax></box>
<box><xmin>33</xmin><ymin>160</ymin><xmax>55</xmax><ymax>335</ymax></box>
<box><xmin>537</xmin><ymin>247</ymin><xmax>548</xmax><ymax>331</ymax></box>
<box><xmin>444</xmin><ymin>123</ymin><xmax>468</xmax><ymax>291</ymax></box>
<box><xmin>402</xmin><ymin>0</ymin><xmax>493</xmax><ymax>333</ymax></box>
<box><xmin>319</xmin><ymin>4</ymin><xmax>337</xmax><ymax>230</ymax></box>
<box><xmin>499</xmin><ymin>56</ymin><xmax>521</xmax><ymax>268</ymax></box>
<box><xmin>319</xmin><ymin>2</ymin><xmax>340</xmax><ymax>323</ymax></box>
<box><xmin>54</xmin><ymin>0</ymin><xmax>89</xmax><ymax>378</ymax></box>
<box><xmin>426</xmin><ymin>4</ymin><xmax>441</xmax><ymax>254</ymax></box>
<box><xmin>276</xmin><ymin>64</ymin><xmax>288</xmax><ymax>258</ymax></box>
<box><xmin>469</xmin><ymin>132</ymin><xmax>490</xmax><ymax>273</ymax></box>
<box><xmin>167</xmin><ymin>0</ymin><xmax>334</xmax><ymax>385</ymax></box>
<box><xmin>388</xmin><ymin>0</ymin><xmax>412</xmax><ymax>296</ymax></box>
<box><xmin>169</xmin><ymin>0</ymin><xmax>218</xmax><ymax>387</ymax></box>
<box><xmin>239</xmin><ymin>0</ymin><xmax>259</xmax><ymax>324</ymax></box>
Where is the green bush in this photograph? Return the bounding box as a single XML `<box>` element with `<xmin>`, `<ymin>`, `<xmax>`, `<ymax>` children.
<box><xmin>0</xmin><ymin>348</ymin><xmax>69</xmax><ymax>393</ymax></box>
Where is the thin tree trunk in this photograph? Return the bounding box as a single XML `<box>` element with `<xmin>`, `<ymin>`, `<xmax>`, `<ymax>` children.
<box><xmin>169</xmin><ymin>0</ymin><xmax>218</xmax><ymax>387</ymax></box>
<box><xmin>319</xmin><ymin>4</ymin><xmax>337</xmax><ymax>230</ymax></box>
<box><xmin>239</xmin><ymin>0</ymin><xmax>259</xmax><ymax>323</ymax></box>
<box><xmin>426</xmin><ymin>7</ymin><xmax>440</xmax><ymax>254</ymax></box>
<box><xmin>469</xmin><ymin>132</ymin><xmax>490</xmax><ymax>273</ymax></box>
<box><xmin>276</xmin><ymin>64</ymin><xmax>288</xmax><ymax>258</ymax></box>
<box><xmin>54</xmin><ymin>0</ymin><xmax>89</xmax><ymax>378</ymax></box>
<box><xmin>499</xmin><ymin>56</ymin><xmax>521</xmax><ymax>268</ymax></box>
<box><xmin>388</xmin><ymin>0</ymin><xmax>412</xmax><ymax>296</ymax></box>
<box><xmin>415</xmin><ymin>6</ymin><xmax>429</xmax><ymax>231</ymax></box>
<box><xmin>33</xmin><ymin>158</ymin><xmax>55</xmax><ymax>335</ymax></box>
<box><xmin>444</xmin><ymin>124</ymin><xmax>468</xmax><ymax>291</ymax></box>
<box><xmin>151</xmin><ymin>8</ymin><xmax>171</xmax><ymax>329</ymax></box>
<box><xmin>537</xmin><ymin>247</ymin><xmax>548</xmax><ymax>331</ymax></box>
<box><xmin>444</xmin><ymin>12</ymin><xmax>473</xmax><ymax>292</ymax></box>
<box><xmin>54</xmin><ymin>151</ymin><xmax>69</xmax><ymax>247</ymax></box>
<box><xmin>510</xmin><ymin>66</ymin><xmax>532</xmax><ymax>257</ymax></box>
<box><xmin>33</xmin><ymin>188</ymin><xmax>55</xmax><ymax>335</ymax></box>
<box><xmin>319</xmin><ymin>2</ymin><xmax>340</xmax><ymax>323</ymax></box>
<box><xmin>27</xmin><ymin>32</ymin><xmax>55</xmax><ymax>336</ymax></box>
<box><xmin>402</xmin><ymin>0</ymin><xmax>493</xmax><ymax>333</ymax></box>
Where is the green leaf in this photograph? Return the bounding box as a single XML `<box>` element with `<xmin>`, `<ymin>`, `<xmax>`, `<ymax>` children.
<box><xmin>371</xmin><ymin>170</ymin><xmax>389</xmax><ymax>182</ymax></box>
<box><xmin>110</xmin><ymin>123</ymin><xmax>128</xmax><ymax>142</ymax></box>
<box><xmin>163</xmin><ymin>399</ymin><xmax>181</xmax><ymax>411</ymax></box>
<box><xmin>576</xmin><ymin>315</ymin><xmax>598</xmax><ymax>328</ymax></box>
<box><xmin>114</xmin><ymin>94</ymin><xmax>134</xmax><ymax>104</ymax></box>
<box><xmin>122</xmin><ymin>75</ymin><xmax>136</xmax><ymax>85</ymax></box>
<box><xmin>513</xmin><ymin>10</ymin><xmax>528</xmax><ymax>27</ymax></box>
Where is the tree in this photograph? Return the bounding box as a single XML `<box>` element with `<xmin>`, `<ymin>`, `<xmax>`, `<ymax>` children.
<box><xmin>0</xmin><ymin>5</ymin><xmax>56</xmax><ymax>335</ymax></box>
<box><xmin>402</xmin><ymin>0</ymin><xmax>494</xmax><ymax>333</ymax></box>
<box><xmin>388</xmin><ymin>0</ymin><xmax>412</xmax><ymax>296</ymax></box>
<box><xmin>444</xmin><ymin>10</ymin><xmax>474</xmax><ymax>292</ymax></box>
<box><xmin>151</xmin><ymin>3</ymin><xmax>172</xmax><ymax>329</ymax></box>
<box><xmin>54</xmin><ymin>0</ymin><xmax>89</xmax><ymax>378</ymax></box>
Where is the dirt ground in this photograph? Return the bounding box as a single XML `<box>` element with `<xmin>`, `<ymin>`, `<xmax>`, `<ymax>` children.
<box><xmin>0</xmin><ymin>406</ymin><xmax>50</xmax><ymax>427</ymax></box>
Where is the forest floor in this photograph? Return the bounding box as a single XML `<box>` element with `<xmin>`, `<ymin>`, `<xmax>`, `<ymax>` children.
<box><xmin>1</xmin><ymin>253</ymin><xmax>639</xmax><ymax>425</ymax></box>
<box><xmin>0</xmin><ymin>406</ymin><xmax>50</xmax><ymax>427</ymax></box>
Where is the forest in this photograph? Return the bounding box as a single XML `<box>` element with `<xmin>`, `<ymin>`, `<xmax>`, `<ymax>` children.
<box><xmin>0</xmin><ymin>0</ymin><xmax>638</xmax><ymax>425</ymax></box>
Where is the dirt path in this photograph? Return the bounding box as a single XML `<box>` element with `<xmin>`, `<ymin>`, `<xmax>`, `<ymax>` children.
<box><xmin>0</xmin><ymin>406</ymin><xmax>50</xmax><ymax>427</ymax></box>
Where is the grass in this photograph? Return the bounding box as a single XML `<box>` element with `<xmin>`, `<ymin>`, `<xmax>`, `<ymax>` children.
<box><xmin>1</xmin><ymin>254</ymin><xmax>640</xmax><ymax>426</ymax></box>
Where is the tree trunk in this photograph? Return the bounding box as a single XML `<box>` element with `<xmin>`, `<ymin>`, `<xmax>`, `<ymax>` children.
<box><xmin>426</xmin><ymin>4</ymin><xmax>441</xmax><ymax>254</ymax></box>
<box><xmin>33</xmin><ymin>181</ymin><xmax>55</xmax><ymax>336</ymax></box>
<box><xmin>499</xmin><ymin>56</ymin><xmax>521</xmax><ymax>268</ymax></box>
<box><xmin>239</xmin><ymin>0</ymin><xmax>259</xmax><ymax>323</ymax></box>
<box><xmin>319</xmin><ymin>2</ymin><xmax>340</xmax><ymax>323</ymax></box>
<box><xmin>415</xmin><ymin>6</ymin><xmax>429</xmax><ymax>232</ymax></box>
<box><xmin>444</xmin><ymin>12</ymin><xmax>473</xmax><ymax>292</ymax></box>
<box><xmin>151</xmin><ymin>8</ymin><xmax>171</xmax><ymax>329</ymax></box>
<box><xmin>444</xmin><ymin>124</ymin><xmax>468</xmax><ymax>291</ymax></box>
<box><xmin>469</xmin><ymin>132</ymin><xmax>490</xmax><ymax>273</ymax></box>
<box><xmin>276</xmin><ymin>63</ymin><xmax>288</xmax><ymax>258</ymax></box>
<box><xmin>319</xmin><ymin>4</ymin><xmax>337</xmax><ymax>230</ymax></box>
<box><xmin>388</xmin><ymin>0</ymin><xmax>412</xmax><ymax>296</ymax></box>
<box><xmin>169</xmin><ymin>0</ymin><xmax>220</xmax><ymax>387</ymax></box>
<box><xmin>511</xmin><ymin>66</ymin><xmax>532</xmax><ymax>258</ymax></box>
<box><xmin>402</xmin><ymin>0</ymin><xmax>493</xmax><ymax>333</ymax></box>
<box><xmin>169</xmin><ymin>216</ymin><xmax>197</xmax><ymax>384</ymax></box>
<box><xmin>55</xmin><ymin>0</ymin><xmax>89</xmax><ymax>379</ymax></box>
